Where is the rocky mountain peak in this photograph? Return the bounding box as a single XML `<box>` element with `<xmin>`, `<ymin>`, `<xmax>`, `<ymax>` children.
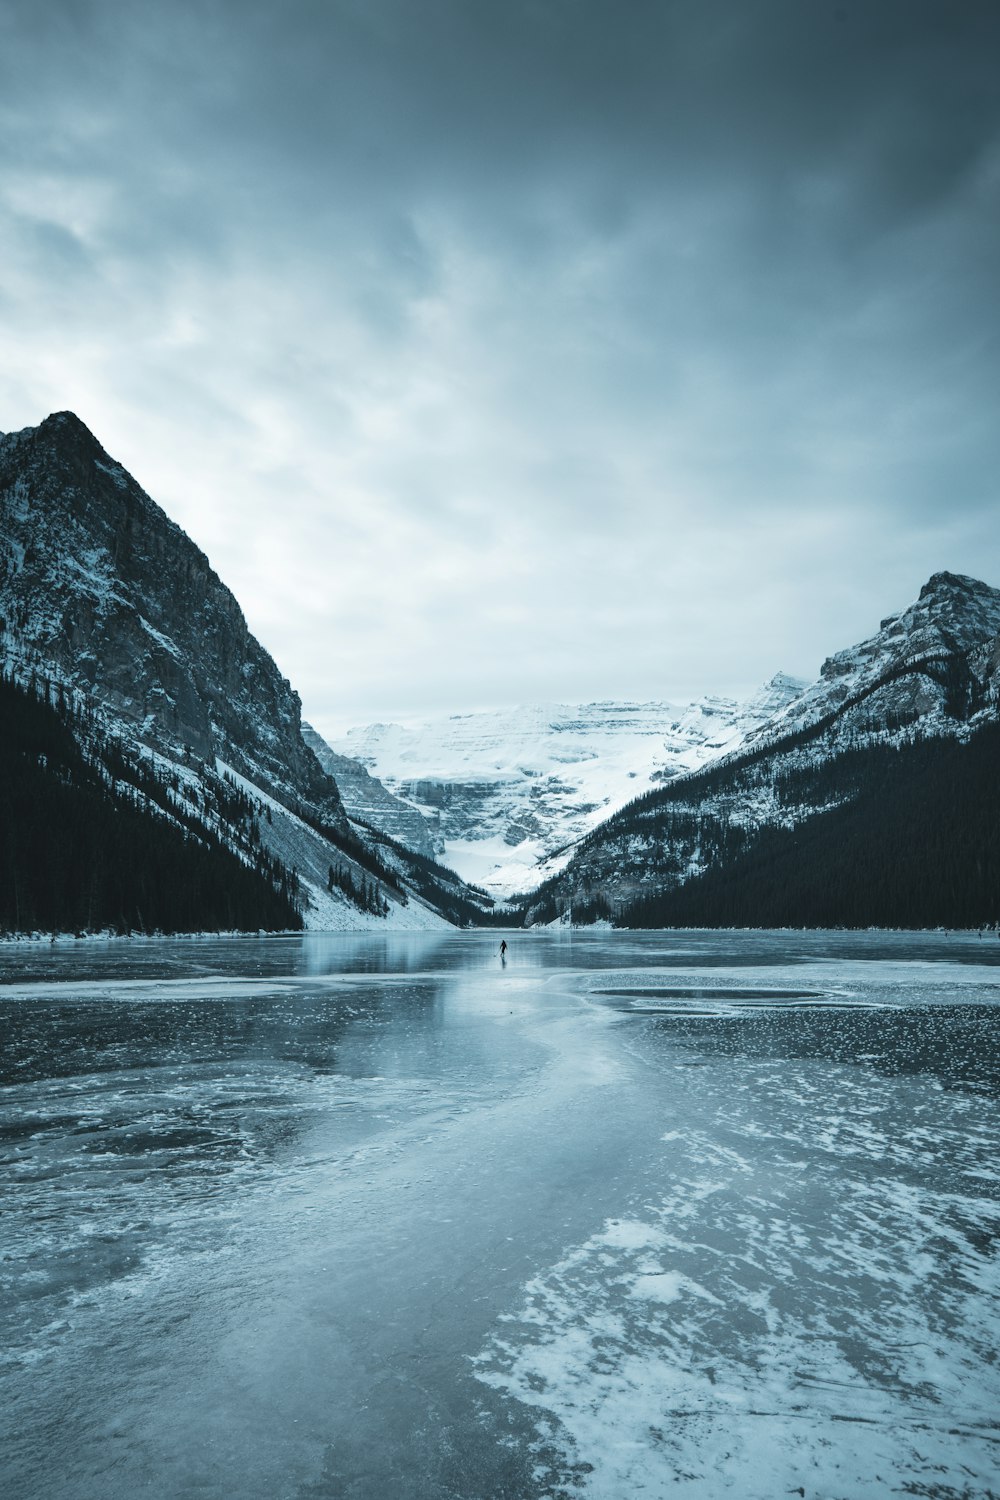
<box><xmin>890</xmin><ymin>570</ymin><xmax>1000</xmax><ymax>658</ymax></box>
<box><xmin>743</xmin><ymin>672</ymin><xmax>809</xmax><ymax>716</ymax></box>
<box><xmin>0</xmin><ymin>410</ymin><xmax>341</xmax><ymax>819</ymax></box>
<box><xmin>38</xmin><ymin>409</ymin><xmax>100</xmax><ymax>443</ymax></box>
<box><xmin>910</xmin><ymin>570</ymin><xmax>1000</xmax><ymax>641</ymax></box>
<box><xmin>816</xmin><ymin>571</ymin><xmax>1000</xmax><ymax>681</ymax></box>
<box><xmin>745</xmin><ymin>570</ymin><xmax>1000</xmax><ymax>752</ymax></box>
<box><xmin>919</xmin><ymin>569</ymin><xmax>995</xmax><ymax>602</ymax></box>
<box><xmin>4</xmin><ymin>410</ymin><xmax>123</xmax><ymax>498</ymax></box>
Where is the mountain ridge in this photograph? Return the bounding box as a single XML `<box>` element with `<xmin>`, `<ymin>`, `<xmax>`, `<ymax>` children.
<box><xmin>1</xmin><ymin>411</ymin><xmax>334</xmax><ymax>804</ymax></box>
<box><xmin>1</xmin><ymin>411</ymin><xmax>486</xmax><ymax>932</ymax></box>
<box><xmin>5</xmin><ymin>410</ymin><xmax>997</xmax><ymax>933</ymax></box>
<box><xmin>521</xmin><ymin>569</ymin><xmax>1000</xmax><ymax>926</ymax></box>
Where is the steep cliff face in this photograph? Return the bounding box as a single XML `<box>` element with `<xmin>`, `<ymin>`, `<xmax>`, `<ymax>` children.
<box><xmin>0</xmin><ymin>412</ymin><xmax>338</xmax><ymax>815</ymax></box>
<box><xmin>526</xmin><ymin>572</ymin><xmax>1000</xmax><ymax>923</ymax></box>
<box><xmin>301</xmin><ymin>724</ymin><xmax>437</xmax><ymax>858</ymax></box>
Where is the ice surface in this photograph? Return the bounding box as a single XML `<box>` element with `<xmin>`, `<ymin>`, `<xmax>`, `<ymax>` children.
<box><xmin>0</xmin><ymin>929</ymin><xmax>997</xmax><ymax>1499</ymax></box>
<box><xmin>475</xmin><ymin>1072</ymin><xmax>1000</xmax><ymax>1497</ymax></box>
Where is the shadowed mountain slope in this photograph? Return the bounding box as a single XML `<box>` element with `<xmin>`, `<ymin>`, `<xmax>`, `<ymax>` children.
<box><xmin>0</xmin><ymin>412</ymin><xmax>488</xmax><ymax>932</ymax></box>
<box><xmin>524</xmin><ymin>572</ymin><xmax>1000</xmax><ymax>929</ymax></box>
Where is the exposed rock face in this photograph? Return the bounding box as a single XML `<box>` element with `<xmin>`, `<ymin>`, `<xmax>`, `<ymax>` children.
<box><xmin>0</xmin><ymin>411</ymin><xmax>494</xmax><ymax>929</ymax></box>
<box><xmin>0</xmin><ymin>411</ymin><xmax>341</xmax><ymax>821</ymax></box>
<box><xmin>743</xmin><ymin>572</ymin><xmax>1000</xmax><ymax>749</ymax></box>
<box><xmin>529</xmin><ymin>572</ymin><xmax>1000</xmax><ymax>920</ymax></box>
<box><xmin>301</xmin><ymin>724</ymin><xmax>437</xmax><ymax>858</ymax></box>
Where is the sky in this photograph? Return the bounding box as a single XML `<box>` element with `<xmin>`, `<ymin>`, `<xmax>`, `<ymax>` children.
<box><xmin>1</xmin><ymin>0</ymin><xmax>998</xmax><ymax>740</ymax></box>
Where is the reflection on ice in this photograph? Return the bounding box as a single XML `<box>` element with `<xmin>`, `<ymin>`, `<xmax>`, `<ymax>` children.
<box><xmin>1</xmin><ymin>930</ymin><xmax>998</xmax><ymax>1499</ymax></box>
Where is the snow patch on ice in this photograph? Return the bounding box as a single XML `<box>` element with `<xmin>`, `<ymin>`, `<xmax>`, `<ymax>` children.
<box><xmin>475</xmin><ymin>1054</ymin><xmax>1000</xmax><ymax>1498</ymax></box>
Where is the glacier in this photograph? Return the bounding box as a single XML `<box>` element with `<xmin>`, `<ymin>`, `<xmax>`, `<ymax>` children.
<box><xmin>327</xmin><ymin>677</ymin><xmax>807</xmax><ymax>895</ymax></box>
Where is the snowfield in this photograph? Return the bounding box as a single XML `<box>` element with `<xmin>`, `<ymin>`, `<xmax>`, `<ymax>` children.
<box><xmin>326</xmin><ymin>680</ymin><xmax>806</xmax><ymax>895</ymax></box>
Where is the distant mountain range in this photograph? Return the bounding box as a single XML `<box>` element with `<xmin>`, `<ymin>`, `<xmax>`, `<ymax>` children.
<box><xmin>3</xmin><ymin>411</ymin><xmax>998</xmax><ymax>934</ymax></box>
<box><xmin>319</xmin><ymin>571</ymin><xmax>1000</xmax><ymax>921</ymax></box>
<box><xmin>300</xmin><ymin>722</ymin><xmax>438</xmax><ymax>860</ymax></box>
<box><xmin>322</xmin><ymin>680</ymin><xmax>808</xmax><ymax>896</ymax></box>
<box><xmin>0</xmin><ymin>412</ymin><xmax>493</xmax><ymax>934</ymax></box>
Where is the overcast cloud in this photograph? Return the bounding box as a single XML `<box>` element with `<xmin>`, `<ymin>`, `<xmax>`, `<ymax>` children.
<box><xmin>1</xmin><ymin>0</ymin><xmax>998</xmax><ymax>736</ymax></box>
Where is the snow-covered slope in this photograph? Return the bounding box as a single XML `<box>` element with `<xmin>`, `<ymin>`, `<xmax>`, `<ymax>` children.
<box><xmin>301</xmin><ymin>723</ymin><xmax>437</xmax><ymax>858</ymax></box>
<box><xmin>331</xmin><ymin>677</ymin><xmax>807</xmax><ymax>895</ymax></box>
<box><xmin>743</xmin><ymin>571</ymin><xmax>1000</xmax><ymax>751</ymax></box>
<box><xmin>526</xmin><ymin>571</ymin><xmax>1000</xmax><ymax>923</ymax></box>
<box><xmin>0</xmin><ymin>413</ymin><xmax>467</xmax><ymax>931</ymax></box>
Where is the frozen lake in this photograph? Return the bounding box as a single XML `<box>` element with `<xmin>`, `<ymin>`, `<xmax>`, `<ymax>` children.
<box><xmin>1</xmin><ymin>929</ymin><xmax>998</xmax><ymax>1499</ymax></box>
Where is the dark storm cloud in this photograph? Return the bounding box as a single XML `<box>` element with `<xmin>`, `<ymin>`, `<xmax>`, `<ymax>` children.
<box><xmin>1</xmin><ymin>0</ymin><xmax>998</xmax><ymax>726</ymax></box>
<box><xmin>7</xmin><ymin>1</ymin><xmax>996</xmax><ymax>259</ymax></box>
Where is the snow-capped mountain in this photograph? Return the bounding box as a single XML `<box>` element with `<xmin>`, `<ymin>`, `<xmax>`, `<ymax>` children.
<box><xmin>301</xmin><ymin>723</ymin><xmax>438</xmax><ymax>859</ymax></box>
<box><xmin>1</xmin><ymin>413</ymin><xmax>333</xmax><ymax>805</ymax></box>
<box><xmin>7</xmin><ymin>411</ymin><xmax>994</xmax><ymax>934</ymax></box>
<box><xmin>329</xmin><ymin>677</ymin><xmax>808</xmax><ymax>896</ymax></box>
<box><xmin>743</xmin><ymin>571</ymin><xmax>1000</xmax><ymax>750</ymax></box>
<box><xmin>0</xmin><ymin>412</ymin><xmax>483</xmax><ymax>931</ymax></box>
<box><xmin>525</xmin><ymin>571</ymin><xmax>1000</xmax><ymax>926</ymax></box>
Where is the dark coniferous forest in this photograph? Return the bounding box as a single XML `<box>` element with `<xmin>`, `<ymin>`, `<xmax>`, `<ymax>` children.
<box><xmin>617</xmin><ymin>724</ymin><xmax>1000</xmax><ymax>930</ymax></box>
<box><xmin>0</xmin><ymin>673</ymin><xmax>303</xmax><ymax>935</ymax></box>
